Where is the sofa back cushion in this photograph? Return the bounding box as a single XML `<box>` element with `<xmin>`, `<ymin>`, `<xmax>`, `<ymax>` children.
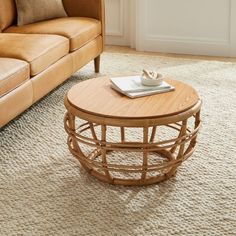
<box><xmin>0</xmin><ymin>0</ymin><xmax>17</xmax><ymax>31</ymax></box>
<box><xmin>15</xmin><ymin>0</ymin><xmax>67</xmax><ymax>26</ymax></box>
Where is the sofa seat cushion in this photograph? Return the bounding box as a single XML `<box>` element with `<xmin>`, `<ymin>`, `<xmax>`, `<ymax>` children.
<box><xmin>4</xmin><ymin>17</ymin><xmax>101</xmax><ymax>52</ymax></box>
<box><xmin>0</xmin><ymin>58</ymin><xmax>29</xmax><ymax>97</ymax></box>
<box><xmin>0</xmin><ymin>33</ymin><xmax>69</xmax><ymax>76</ymax></box>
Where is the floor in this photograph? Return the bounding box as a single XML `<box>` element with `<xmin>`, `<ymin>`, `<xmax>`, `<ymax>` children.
<box><xmin>1</xmin><ymin>52</ymin><xmax>235</xmax><ymax>235</ymax></box>
<box><xmin>105</xmin><ymin>45</ymin><xmax>236</xmax><ymax>63</ymax></box>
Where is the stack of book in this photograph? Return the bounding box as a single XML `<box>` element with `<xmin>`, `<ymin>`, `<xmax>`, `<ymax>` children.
<box><xmin>110</xmin><ymin>76</ymin><xmax>175</xmax><ymax>98</ymax></box>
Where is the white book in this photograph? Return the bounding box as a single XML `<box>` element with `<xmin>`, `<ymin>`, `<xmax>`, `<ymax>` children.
<box><xmin>111</xmin><ymin>84</ymin><xmax>175</xmax><ymax>98</ymax></box>
<box><xmin>110</xmin><ymin>76</ymin><xmax>175</xmax><ymax>98</ymax></box>
<box><xmin>110</xmin><ymin>76</ymin><xmax>171</xmax><ymax>93</ymax></box>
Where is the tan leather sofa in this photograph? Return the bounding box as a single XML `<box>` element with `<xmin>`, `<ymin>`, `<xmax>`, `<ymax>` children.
<box><xmin>0</xmin><ymin>0</ymin><xmax>104</xmax><ymax>128</ymax></box>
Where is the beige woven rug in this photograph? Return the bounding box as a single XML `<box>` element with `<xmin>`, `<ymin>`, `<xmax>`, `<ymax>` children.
<box><xmin>0</xmin><ymin>52</ymin><xmax>236</xmax><ymax>236</ymax></box>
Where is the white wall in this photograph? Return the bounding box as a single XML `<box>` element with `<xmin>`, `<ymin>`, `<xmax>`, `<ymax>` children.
<box><xmin>136</xmin><ymin>0</ymin><xmax>236</xmax><ymax>57</ymax></box>
<box><xmin>105</xmin><ymin>0</ymin><xmax>236</xmax><ymax>57</ymax></box>
<box><xmin>105</xmin><ymin>0</ymin><xmax>131</xmax><ymax>46</ymax></box>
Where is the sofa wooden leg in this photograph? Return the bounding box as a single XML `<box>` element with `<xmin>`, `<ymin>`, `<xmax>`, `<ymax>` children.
<box><xmin>94</xmin><ymin>55</ymin><xmax>100</xmax><ymax>73</ymax></box>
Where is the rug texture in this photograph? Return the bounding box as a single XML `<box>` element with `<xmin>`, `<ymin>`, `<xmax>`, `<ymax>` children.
<box><xmin>0</xmin><ymin>52</ymin><xmax>236</xmax><ymax>236</ymax></box>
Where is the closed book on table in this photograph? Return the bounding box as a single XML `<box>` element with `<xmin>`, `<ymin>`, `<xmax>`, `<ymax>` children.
<box><xmin>110</xmin><ymin>76</ymin><xmax>175</xmax><ymax>98</ymax></box>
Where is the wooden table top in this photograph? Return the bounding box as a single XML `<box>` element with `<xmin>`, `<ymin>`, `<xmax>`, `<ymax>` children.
<box><xmin>67</xmin><ymin>77</ymin><xmax>199</xmax><ymax>119</ymax></box>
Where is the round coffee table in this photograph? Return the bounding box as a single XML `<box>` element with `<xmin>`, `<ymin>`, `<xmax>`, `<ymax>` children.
<box><xmin>64</xmin><ymin>77</ymin><xmax>201</xmax><ymax>186</ymax></box>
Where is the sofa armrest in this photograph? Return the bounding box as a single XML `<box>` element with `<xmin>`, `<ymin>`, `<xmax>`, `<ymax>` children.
<box><xmin>63</xmin><ymin>0</ymin><xmax>105</xmax><ymax>25</ymax></box>
<box><xmin>63</xmin><ymin>0</ymin><xmax>105</xmax><ymax>44</ymax></box>
<box><xmin>63</xmin><ymin>0</ymin><xmax>105</xmax><ymax>70</ymax></box>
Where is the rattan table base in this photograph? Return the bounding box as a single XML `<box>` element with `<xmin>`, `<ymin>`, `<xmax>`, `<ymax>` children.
<box><xmin>64</xmin><ymin>101</ymin><xmax>201</xmax><ymax>186</ymax></box>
